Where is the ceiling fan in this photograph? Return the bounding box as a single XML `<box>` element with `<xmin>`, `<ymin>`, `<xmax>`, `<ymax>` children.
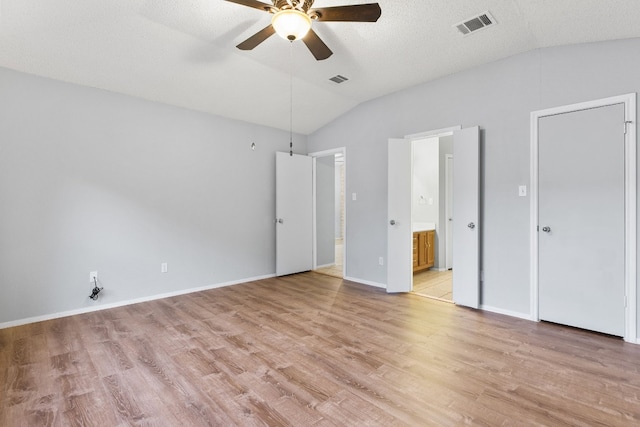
<box><xmin>225</xmin><ymin>0</ymin><xmax>382</xmax><ymax>60</ymax></box>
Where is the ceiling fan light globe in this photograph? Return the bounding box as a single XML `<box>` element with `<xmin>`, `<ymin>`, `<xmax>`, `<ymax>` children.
<box><xmin>271</xmin><ymin>9</ymin><xmax>311</xmax><ymax>41</ymax></box>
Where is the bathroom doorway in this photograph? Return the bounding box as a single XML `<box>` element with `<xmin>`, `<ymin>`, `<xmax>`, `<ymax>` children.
<box><xmin>310</xmin><ymin>148</ymin><xmax>345</xmax><ymax>279</ymax></box>
<box><xmin>410</xmin><ymin>134</ymin><xmax>453</xmax><ymax>301</ymax></box>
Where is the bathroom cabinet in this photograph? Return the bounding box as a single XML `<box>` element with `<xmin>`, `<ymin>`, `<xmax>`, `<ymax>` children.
<box><xmin>413</xmin><ymin>230</ymin><xmax>435</xmax><ymax>272</ymax></box>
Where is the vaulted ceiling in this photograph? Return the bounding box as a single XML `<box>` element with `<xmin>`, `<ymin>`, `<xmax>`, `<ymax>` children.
<box><xmin>1</xmin><ymin>0</ymin><xmax>639</xmax><ymax>134</ymax></box>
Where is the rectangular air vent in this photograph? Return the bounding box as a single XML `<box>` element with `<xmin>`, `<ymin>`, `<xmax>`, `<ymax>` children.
<box><xmin>329</xmin><ymin>75</ymin><xmax>349</xmax><ymax>84</ymax></box>
<box><xmin>455</xmin><ymin>12</ymin><xmax>496</xmax><ymax>36</ymax></box>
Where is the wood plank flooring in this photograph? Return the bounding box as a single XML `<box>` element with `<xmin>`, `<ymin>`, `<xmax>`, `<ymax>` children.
<box><xmin>2</xmin><ymin>272</ymin><xmax>640</xmax><ymax>426</ymax></box>
<box><xmin>314</xmin><ymin>240</ymin><xmax>343</xmax><ymax>279</ymax></box>
<box><xmin>413</xmin><ymin>269</ymin><xmax>452</xmax><ymax>301</ymax></box>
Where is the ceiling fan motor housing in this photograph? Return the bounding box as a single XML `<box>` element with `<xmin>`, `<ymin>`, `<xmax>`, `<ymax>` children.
<box><xmin>273</xmin><ymin>0</ymin><xmax>315</xmax><ymax>12</ymax></box>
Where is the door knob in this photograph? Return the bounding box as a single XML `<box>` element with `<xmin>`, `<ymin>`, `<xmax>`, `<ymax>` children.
<box><xmin>390</xmin><ymin>220</ymin><xmax>396</xmax><ymax>225</ymax></box>
<box><xmin>467</xmin><ymin>222</ymin><xmax>475</xmax><ymax>229</ymax></box>
<box><xmin>277</xmin><ymin>218</ymin><xmax>284</xmax><ymax>224</ymax></box>
<box><xmin>542</xmin><ymin>226</ymin><xmax>551</xmax><ymax>233</ymax></box>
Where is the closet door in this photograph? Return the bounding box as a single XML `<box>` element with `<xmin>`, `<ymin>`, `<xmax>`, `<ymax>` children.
<box><xmin>538</xmin><ymin>103</ymin><xmax>625</xmax><ymax>336</ymax></box>
<box><xmin>276</xmin><ymin>152</ymin><xmax>313</xmax><ymax>276</ymax></box>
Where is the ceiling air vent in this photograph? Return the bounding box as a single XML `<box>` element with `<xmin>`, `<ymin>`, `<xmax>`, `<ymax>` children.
<box><xmin>329</xmin><ymin>75</ymin><xmax>349</xmax><ymax>84</ymax></box>
<box><xmin>455</xmin><ymin>12</ymin><xmax>496</xmax><ymax>36</ymax></box>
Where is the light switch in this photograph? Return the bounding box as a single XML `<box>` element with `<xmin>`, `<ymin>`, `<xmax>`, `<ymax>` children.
<box><xmin>352</xmin><ymin>192</ymin><xmax>357</xmax><ymax>201</ymax></box>
<box><xmin>519</xmin><ymin>185</ymin><xmax>527</xmax><ymax>197</ymax></box>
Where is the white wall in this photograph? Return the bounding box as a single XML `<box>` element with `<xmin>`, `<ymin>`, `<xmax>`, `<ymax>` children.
<box><xmin>412</xmin><ymin>137</ymin><xmax>439</xmax><ymax>224</ymax></box>
<box><xmin>0</xmin><ymin>67</ymin><xmax>307</xmax><ymax>326</ymax></box>
<box><xmin>307</xmin><ymin>38</ymin><xmax>640</xmax><ymax>326</ymax></box>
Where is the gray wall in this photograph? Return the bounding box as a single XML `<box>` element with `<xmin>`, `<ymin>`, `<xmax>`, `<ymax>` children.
<box><xmin>0</xmin><ymin>67</ymin><xmax>307</xmax><ymax>325</ymax></box>
<box><xmin>335</xmin><ymin>161</ymin><xmax>343</xmax><ymax>239</ymax></box>
<box><xmin>315</xmin><ymin>155</ymin><xmax>335</xmax><ymax>266</ymax></box>
<box><xmin>308</xmin><ymin>38</ymin><xmax>640</xmax><ymax>321</ymax></box>
<box><xmin>438</xmin><ymin>135</ymin><xmax>453</xmax><ymax>270</ymax></box>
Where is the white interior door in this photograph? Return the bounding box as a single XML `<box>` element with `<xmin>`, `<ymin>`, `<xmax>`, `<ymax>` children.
<box><xmin>452</xmin><ymin>127</ymin><xmax>480</xmax><ymax>308</ymax></box>
<box><xmin>445</xmin><ymin>154</ymin><xmax>453</xmax><ymax>270</ymax></box>
<box><xmin>387</xmin><ymin>138</ymin><xmax>412</xmax><ymax>293</ymax></box>
<box><xmin>276</xmin><ymin>152</ymin><xmax>313</xmax><ymax>276</ymax></box>
<box><xmin>538</xmin><ymin>104</ymin><xmax>625</xmax><ymax>336</ymax></box>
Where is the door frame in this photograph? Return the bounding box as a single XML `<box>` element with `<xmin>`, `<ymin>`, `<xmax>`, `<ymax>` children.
<box><xmin>530</xmin><ymin>93</ymin><xmax>637</xmax><ymax>343</ymax></box>
<box><xmin>309</xmin><ymin>147</ymin><xmax>347</xmax><ymax>274</ymax></box>
<box><xmin>400</xmin><ymin>126</ymin><xmax>461</xmax><ymax>292</ymax></box>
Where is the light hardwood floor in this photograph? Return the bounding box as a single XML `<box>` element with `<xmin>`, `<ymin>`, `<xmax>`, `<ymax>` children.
<box><xmin>314</xmin><ymin>240</ymin><xmax>343</xmax><ymax>279</ymax></box>
<box><xmin>413</xmin><ymin>269</ymin><xmax>452</xmax><ymax>301</ymax></box>
<box><xmin>2</xmin><ymin>272</ymin><xmax>640</xmax><ymax>426</ymax></box>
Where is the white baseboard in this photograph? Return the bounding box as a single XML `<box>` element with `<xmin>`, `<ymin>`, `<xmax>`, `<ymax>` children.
<box><xmin>0</xmin><ymin>273</ymin><xmax>276</xmax><ymax>330</ymax></box>
<box><xmin>315</xmin><ymin>263</ymin><xmax>335</xmax><ymax>269</ymax></box>
<box><xmin>343</xmin><ymin>276</ymin><xmax>386</xmax><ymax>289</ymax></box>
<box><xmin>480</xmin><ymin>304</ymin><xmax>535</xmax><ymax>321</ymax></box>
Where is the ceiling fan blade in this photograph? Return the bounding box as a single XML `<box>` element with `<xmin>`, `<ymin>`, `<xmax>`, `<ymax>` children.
<box><xmin>236</xmin><ymin>25</ymin><xmax>276</xmax><ymax>50</ymax></box>
<box><xmin>302</xmin><ymin>29</ymin><xmax>333</xmax><ymax>60</ymax></box>
<box><xmin>224</xmin><ymin>0</ymin><xmax>273</xmax><ymax>13</ymax></box>
<box><xmin>310</xmin><ymin>3</ymin><xmax>381</xmax><ymax>22</ymax></box>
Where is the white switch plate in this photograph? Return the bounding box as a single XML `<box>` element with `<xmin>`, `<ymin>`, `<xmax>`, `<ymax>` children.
<box><xmin>378</xmin><ymin>257</ymin><xmax>384</xmax><ymax>266</ymax></box>
<box><xmin>161</xmin><ymin>263</ymin><xmax>168</xmax><ymax>273</ymax></box>
<box><xmin>352</xmin><ymin>192</ymin><xmax>357</xmax><ymax>201</ymax></box>
<box><xmin>519</xmin><ymin>185</ymin><xmax>527</xmax><ymax>197</ymax></box>
<box><xmin>89</xmin><ymin>271</ymin><xmax>98</xmax><ymax>283</ymax></box>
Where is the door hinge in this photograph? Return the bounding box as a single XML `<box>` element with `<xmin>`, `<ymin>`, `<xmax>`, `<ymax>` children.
<box><xmin>625</xmin><ymin>295</ymin><xmax>628</xmax><ymax>308</ymax></box>
<box><xmin>624</xmin><ymin>120</ymin><xmax>633</xmax><ymax>135</ymax></box>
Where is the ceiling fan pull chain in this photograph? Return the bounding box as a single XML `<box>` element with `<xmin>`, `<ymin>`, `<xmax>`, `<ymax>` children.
<box><xmin>289</xmin><ymin>40</ymin><xmax>294</xmax><ymax>156</ymax></box>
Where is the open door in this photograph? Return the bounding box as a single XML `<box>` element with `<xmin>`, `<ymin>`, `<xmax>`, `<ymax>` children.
<box><xmin>452</xmin><ymin>127</ymin><xmax>480</xmax><ymax>308</ymax></box>
<box><xmin>387</xmin><ymin>138</ymin><xmax>412</xmax><ymax>293</ymax></box>
<box><xmin>276</xmin><ymin>152</ymin><xmax>313</xmax><ymax>276</ymax></box>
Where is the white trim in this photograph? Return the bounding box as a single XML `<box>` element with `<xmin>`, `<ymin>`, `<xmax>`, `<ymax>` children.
<box><xmin>530</xmin><ymin>93</ymin><xmax>637</xmax><ymax>343</ymax></box>
<box><xmin>480</xmin><ymin>304</ymin><xmax>534</xmax><ymax>321</ymax></box>
<box><xmin>309</xmin><ymin>147</ymin><xmax>346</xmax><ymax>277</ymax></box>
<box><xmin>405</xmin><ymin>125</ymin><xmax>462</xmax><ymax>140</ymax></box>
<box><xmin>315</xmin><ymin>263</ymin><xmax>335</xmax><ymax>269</ymax></box>
<box><xmin>344</xmin><ymin>276</ymin><xmax>386</xmax><ymax>289</ymax></box>
<box><xmin>312</xmin><ymin>156</ymin><xmax>318</xmax><ymax>269</ymax></box>
<box><xmin>0</xmin><ymin>274</ymin><xmax>276</xmax><ymax>330</ymax></box>
<box><xmin>308</xmin><ymin>148</ymin><xmax>344</xmax><ymax>158</ymax></box>
<box><xmin>625</xmin><ymin>95</ymin><xmax>637</xmax><ymax>343</ymax></box>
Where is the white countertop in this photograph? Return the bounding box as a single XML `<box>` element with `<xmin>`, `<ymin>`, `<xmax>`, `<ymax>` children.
<box><xmin>413</xmin><ymin>222</ymin><xmax>435</xmax><ymax>232</ymax></box>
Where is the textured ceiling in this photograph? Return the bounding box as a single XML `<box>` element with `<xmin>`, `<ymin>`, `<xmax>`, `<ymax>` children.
<box><xmin>1</xmin><ymin>0</ymin><xmax>639</xmax><ymax>134</ymax></box>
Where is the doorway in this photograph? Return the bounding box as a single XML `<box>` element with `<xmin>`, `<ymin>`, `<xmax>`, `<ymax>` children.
<box><xmin>387</xmin><ymin>126</ymin><xmax>480</xmax><ymax>308</ymax></box>
<box><xmin>310</xmin><ymin>148</ymin><xmax>346</xmax><ymax>279</ymax></box>
<box><xmin>530</xmin><ymin>93</ymin><xmax>637</xmax><ymax>342</ymax></box>
<box><xmin>411</xmin><ymin>135</ymin><xmax>454</xmax><ymax>301</ymax></box>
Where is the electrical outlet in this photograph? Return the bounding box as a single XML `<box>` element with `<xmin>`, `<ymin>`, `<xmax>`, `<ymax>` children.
<box><xmin>161</xmin><ymin>263</ymin><xmax>168</xmax><ymax>273</ymax></box>
<box><xmin>379</xmin><ymin>257</ymin><xmax>384</xmax><ymax>266</ymax></box>
<box><xmin>89</xmin><ymin>271</ymin><xmax>98</xmax><ymax>283</ymax></box>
